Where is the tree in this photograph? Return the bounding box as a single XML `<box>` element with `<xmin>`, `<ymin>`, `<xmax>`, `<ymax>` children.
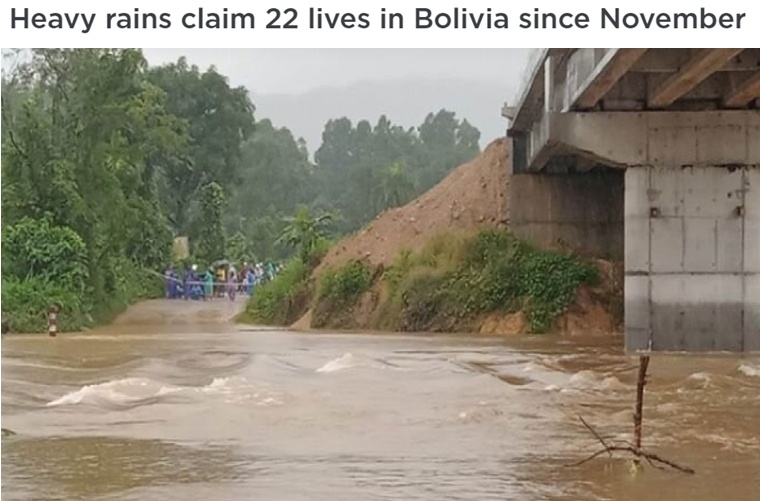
<box><xmin>227</xmin><ymin>119</ymin><xmax>314</xmax><ymax>226</ymax></box>
<box><xmin>276</xmin><ymin>206</ymin><xmax>334</xmax><ymax>264</ymax></box>
<box><xmin>2</xmin><ymin>49</ymin><xmax>184</xmax><ymax>309</ymax></box>
<box><xmin>313</xmin><ymin>117</ymin><xmax>355</xmax><ymax>217</ymax></box>
<box><xmin>2</xmin><ymin>216</ymin><xmax>88</xmax><ymax>293</ymax></box>
<box><xmin>222</xmin><ymin>119</ymin><xmax>318</xmax><ymax>263</ymax></box>
<box><xmin>195</xmin><ymin>182</ymin><xmax>227</xmax><ymax>264</ymax></box>
<box><xmin>417</xmin><ymin>109</ymin><xmax>481</xmax><ymax>191</ymax></box>
<box><xmin>227</xmin><ymin>231</ymin><xmax>257</xmax><ymax>264</ymax></box>
<box><xmin>147</xmin><ymin>58</ymin><xmax>255</xmax><ymax>233</ymax></box>
<box><xmin>246</xmin><ymin>215</ymin><xmax>288</xmax><ymax>262</ymax></box>
<box><xmin>2</xmin><ymin>49</ymin><xmax>186</xmax><ymax>329</ymax></box>
<box><xmin>375</xmin><ymin>163</ymin><xmax>416</xmax><ymax>210</ymax></box>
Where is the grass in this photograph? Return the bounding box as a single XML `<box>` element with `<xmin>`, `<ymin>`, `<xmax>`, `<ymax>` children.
<box><xmin>380</xmin><ymin>228</ymin><xmax>598</xmax><ymax>333</ymax></box>
<box><xmin>312</xmin><ymin>259</ymin><xmax>373</xmax><ymax>328</ymax></box>
<box><xmin>236</xmin><ymin>228</ymin><xmax>599</xmax><ymax>334</ymax></box>
<box><xmin>238</xmin><ymin>259</ymin><xmax>310</xmax><ymax>325</ymax></box>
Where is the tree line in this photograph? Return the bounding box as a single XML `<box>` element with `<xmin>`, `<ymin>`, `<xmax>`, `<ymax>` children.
<box><xmin>1</xmin><ymin>48</ymin><xmax>481</xmax><ymax>331</ymax></box>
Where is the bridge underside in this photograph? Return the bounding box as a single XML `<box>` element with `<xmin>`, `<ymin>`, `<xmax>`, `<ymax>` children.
<box><xmin>507</xmin><ymin>49</ymin><xmax>760</xmax><ymax>352</ymax></box>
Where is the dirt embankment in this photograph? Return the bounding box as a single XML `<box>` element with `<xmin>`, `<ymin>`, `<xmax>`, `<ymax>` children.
<box><xmin>315</xmin><ymin>138</ymin><xmax>511</xmax><ymax>274</ymax></box>
<box><xmin>295</xmin><ymin>138</ymin><xmax>622</xmax><ymax>336</ymax></box>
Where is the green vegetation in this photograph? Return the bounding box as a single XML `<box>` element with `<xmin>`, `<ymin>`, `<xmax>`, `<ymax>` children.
<box><xmin>146</xmin><ymin>57</ymin><xmax>255</xmax><ymax>234</ymax></box>
<box><xmin>312</xmin><ymin>260</ymin><xmax>373</xmax><ymax>328</ymax></box>
<box><xmin>1</xmin><ymin>277</ymin><xmax>87</xmax><ymax>333</ymax></box>
<box><xmin>195</xmin><ymin>182</ymin><xmax>227</xmax><ymax>264</ymax></box>
<box><xmin>226</xmin><ymin>111</ymin><xmax>482</xmax><ymax>259</ymax></box>
<box><xmin>239</xmin><ymin>228</ymin><xmax>597</xmax><ymax>335</ymax></box>
<box><xmin>384</xmin><ymin>229</ymin><xmax>598</xmax><ymax>333</ymax></box>
<box><xmin>2</xmin><ymin>50</ymin><xmax>176</xmax><ymax>332</ymax></box>
<box><xmin>239</xmin><ymin>208</ymin><xmax>334</xmax><ymax>326</ymax></box>
<box><xmin>276</xmin><ymin>207</ymin><xmax>334</xmax><ymax>266</ymax></box>
<box><xmin>2</xmin><ymin>49</ymin><xmax>482</xmax><ymax>333</ymax></box>
<box><xmin>238</xmin><ymin>259</ymin><xmax>310</xmax><ymax>326</ymax></box>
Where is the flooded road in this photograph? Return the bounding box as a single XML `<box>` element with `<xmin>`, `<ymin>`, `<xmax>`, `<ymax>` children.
<box><xmin>2</xmin><ymin>300</ymin><xmax>760</xmax><ymax>500</ymax></box>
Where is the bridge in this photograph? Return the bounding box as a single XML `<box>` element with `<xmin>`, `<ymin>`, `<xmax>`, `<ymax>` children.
<box><xmin>504</xmin><ymin>48</ymin><xmax>759</xmax><ymax>352</ymax></box>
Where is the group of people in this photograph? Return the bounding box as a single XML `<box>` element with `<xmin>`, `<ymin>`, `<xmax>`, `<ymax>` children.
<box><xmin>163</xmin><ymin>261</ymin><xmax>281</xmax><ymax>301</ymax></box>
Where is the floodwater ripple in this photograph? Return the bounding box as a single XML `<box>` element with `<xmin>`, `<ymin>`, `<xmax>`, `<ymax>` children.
<box><xmin>3</xmin><ymin>300</ymin><xmax>759</xmax><ymax>500</ymax></box>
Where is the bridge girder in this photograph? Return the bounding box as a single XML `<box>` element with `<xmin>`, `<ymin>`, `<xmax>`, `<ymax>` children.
<box><xmin>724</xmin><ymin>71</ymin><xmax>760</xmax><ymax>107</ymax></box>
<box><xmin>649</xmin><ymin>48</ymin><xmax>745</xmax><ymax>107</ymax></box>
<box><xmin>569</xmin><ymin>49</ymin><xmax>648</xmax><ymax>110</ymax></box>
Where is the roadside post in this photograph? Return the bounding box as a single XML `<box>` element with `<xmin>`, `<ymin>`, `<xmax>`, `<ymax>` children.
<box><xmin>48</xmin><ymin>304</ymin><xmax>58</xmax><ymax>337</ymax></box>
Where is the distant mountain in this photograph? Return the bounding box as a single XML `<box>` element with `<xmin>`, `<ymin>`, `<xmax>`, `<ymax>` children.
<box><xmin>252</xmin><ymin>77</ymin><xmax>517</xmax><ymax>155</ymax></box>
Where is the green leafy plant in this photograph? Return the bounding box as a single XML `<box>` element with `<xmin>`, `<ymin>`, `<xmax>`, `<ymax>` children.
<box><xmin>318</xmin><ymin>260</ymin><xmax>372</xmax><ymax>303</ymax></box>
<box><xmin>514</xmin><ymin>250</ymin><xmax>598</xmax><ymax>332</ymax></box>
<box><xmin>2</xmin><ymin>216</ymin><xmax>89</xmax><ymax>292</ymax></box>
<box><xmin>276</xmin><ymin>206</ymin><xmax>334</xmax><ymax>264</ymax></box>
<box><xmin>312</xmin><ymin>259</ymin><xmax>373</xmax><ymax>328</ymax></box>
<box><xmin>383</xmin><ymin>228</ymin><xmax>598</xmax><ymax>333</ymax></box>
<box><xmin>195</xmin><ymin>182</ymin><xmax>227</xmax><ymax>263</ymax></box>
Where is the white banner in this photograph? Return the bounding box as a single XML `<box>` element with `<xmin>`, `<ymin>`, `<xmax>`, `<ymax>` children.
<box><xmin>1</xmin><ymin>0</ymin><xmax>757</xmax><ymax>48</ymax></box>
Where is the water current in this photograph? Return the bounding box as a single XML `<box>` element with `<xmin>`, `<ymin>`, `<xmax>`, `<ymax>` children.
<box><xmin>2</xmin><ymin>300</ymin><xmax>759</xmax><ymax>500</ymax></box>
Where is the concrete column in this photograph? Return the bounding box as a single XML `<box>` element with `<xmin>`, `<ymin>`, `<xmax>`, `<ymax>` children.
<box><xmin>625</xmin><ymin>165</ymin><xmax>760</xmax><ymax>352</ymax></box>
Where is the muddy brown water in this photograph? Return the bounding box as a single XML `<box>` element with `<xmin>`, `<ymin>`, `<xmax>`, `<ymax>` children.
<box><xmin>2</xmin><ymin>299</ymin><xmax>759</xmax><ymax>500</ymax></box>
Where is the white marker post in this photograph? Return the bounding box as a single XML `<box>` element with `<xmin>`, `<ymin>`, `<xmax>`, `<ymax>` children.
<box><xmin>48</xmin><ymin>304</ymin><xmax>58</xmax><ymax>337</ymax></box>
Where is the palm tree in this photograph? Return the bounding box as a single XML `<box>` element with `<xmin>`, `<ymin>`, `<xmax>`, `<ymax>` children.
<box><xmin>375</xmin><ymin>163</ymin><xmax>415</xmax><ymax>211</ymax></box>
<box><xmin>276</xmin><ymin>206</ymin><xmax>333</xmax><ymax>263</ymax></box>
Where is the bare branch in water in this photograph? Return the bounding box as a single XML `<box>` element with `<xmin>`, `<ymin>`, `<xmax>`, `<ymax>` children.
<box><xmin>565</xmin><ymin>356</ymin><xmax>695</xmax><ymax>475</ymax></box>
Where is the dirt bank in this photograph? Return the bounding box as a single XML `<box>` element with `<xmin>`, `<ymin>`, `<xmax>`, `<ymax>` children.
<box><xmin>290</xmin><ymin>138</ymin><xmax>622</xmax><ymax>336</ymax></box>
<box><xmin>316</xmin><ymin>138</ymin><xmax>511</xmax><ymax>274</ymax></box>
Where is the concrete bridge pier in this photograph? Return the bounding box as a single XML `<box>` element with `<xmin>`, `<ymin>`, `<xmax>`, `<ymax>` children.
<box><xmin>552</xmin><ymin>111</ymin><xmax>760</xmax><ymax>351</ymax></box>
<box><xmin>626</xmin><ymin>164</ymin><xmax>759</xmax><ymax>351</ymax></box>
<box><xmin>625</xmin><ymin>165</ymin><xmax>759</xmax><ymax>352</ymax></box>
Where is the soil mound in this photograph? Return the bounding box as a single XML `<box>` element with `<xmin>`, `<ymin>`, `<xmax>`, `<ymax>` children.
<box><xmin>316</xmin><ymin>138</ymin><xmax>510</xmax><ymax>273</ymax></box>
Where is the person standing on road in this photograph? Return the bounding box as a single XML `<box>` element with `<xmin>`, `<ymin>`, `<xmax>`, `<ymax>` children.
<box><xmin>164</xmin><ymin>266</ymin><xmax>173</xmax><ymax>299</ymax></box>
<box><xmin>244</xmin><ymin>268</ymin><xmax>254</xmax><ymax>296</ymax></box>
<box><xmin>182</xmin><ymin>266</ymin><xmax>193</xmax><ymax>300</ymax></box>
<box><xmin>227</xmin><ymin>268</ymin><xmax>237</xmax><ymax>301</ymax></box>
<box><xmin>215</xmin><ymin>266</ymin><xmax>226</xmax><ymax>298</ymax></box>
<box><xmin>202</xmin><ymin>267</ymin><xmax>214</xmax><ymax>300</ymax></box>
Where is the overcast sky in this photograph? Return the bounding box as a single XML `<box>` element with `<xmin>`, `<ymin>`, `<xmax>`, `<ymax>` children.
<box><xmin>142</xmin><ymin>49</ymin><xmax>532</xmax><ymax>95</ymax></box>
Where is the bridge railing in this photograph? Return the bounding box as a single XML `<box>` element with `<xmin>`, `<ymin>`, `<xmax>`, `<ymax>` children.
<box><xmin>521</xmin><ymin>48</ymin><xmax>545</xmax><ymax>87</ymax></box>
<box><xmin>513</xmin><ymin>48</ymin><xmax>547</xmax><ymax>106</ymax></box>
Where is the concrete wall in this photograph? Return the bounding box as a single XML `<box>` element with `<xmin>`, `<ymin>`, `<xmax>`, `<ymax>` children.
<box><xmin>508</xmin><ymin>169</ymin><xmax>624</xmax><ymax>260</ymax></box>
<box><xmin>625</xmin><ymin>165</ymin><xmax>760</xmax><ymax>352</ymax></box>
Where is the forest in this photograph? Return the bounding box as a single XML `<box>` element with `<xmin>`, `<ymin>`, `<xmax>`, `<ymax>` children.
<box><xmin>1</xmin><ymin>48</ymin><xmax>482</xmax><ymax>332</ymax></box>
